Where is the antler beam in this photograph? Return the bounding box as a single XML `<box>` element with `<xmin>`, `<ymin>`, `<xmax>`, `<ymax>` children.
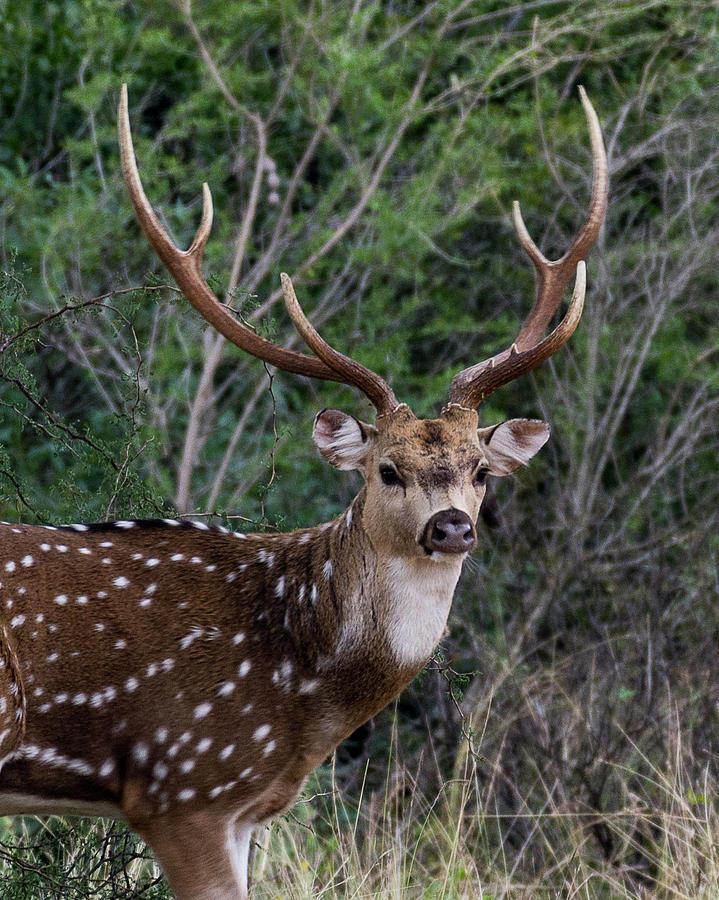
<box><xmin>449</xmin><ymin>87</ymin><xmax>608</xmax><ymax>409</ymax></box>
<box><xmin>119</xmin><ymin>84</ymin><xmax>398</xmax><ymax>405</ymax></box>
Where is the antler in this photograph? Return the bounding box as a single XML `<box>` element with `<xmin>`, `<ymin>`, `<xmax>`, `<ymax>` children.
<box><xmin>118</xmin><ymin>85</ymin><xmax>398</xmax><ymax>414</ymax></box>
<box><xmin>280</xmin><ymin>274</ymin><xmax>397</xmax><ymax>414</ymax></box>
<box><xmin>449</xmin><ymin>87</ymin><xmax>608</xmax><ymax>409</ymax></box>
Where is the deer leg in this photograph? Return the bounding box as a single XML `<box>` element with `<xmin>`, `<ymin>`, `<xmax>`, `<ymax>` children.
<box><xmin>0</xmin><ymin>623</ymin><xmax>25</xmax><ymax>764</ymax></box>
<box><xmin>133</xmin><ymin>813</ymin><xmax>253</xmax><ymax>900</ymax></box>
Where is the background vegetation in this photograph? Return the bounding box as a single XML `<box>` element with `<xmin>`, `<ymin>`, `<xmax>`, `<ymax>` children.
<box><xmin>1</xmin><ymin>0</ymin><xmax>718</xmax><ymax>896</ymax></box>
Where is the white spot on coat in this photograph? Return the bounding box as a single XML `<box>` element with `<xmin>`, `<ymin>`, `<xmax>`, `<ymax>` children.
<box><xmin>133</xmin><ymin>743</ymin><xmax>149</xmax><ymax>764</ymax></box>
<box><xmin>179</xmin><ymin>626</ymin><xmax>204</xmax><ymax>650</ymax></box>
<box><xmin>194</xmin><ymin>703</ymin><xmax>212</xmax><ymax>720</ymax></box>
<box><xmin>238</xmin><ymin>661</ymin><xmax>251</xmax><ymax>678</ymax></box>
<box><xmin>253</xmin><ymin>724</ymin><xmax>271</xmax><ymax>742</ymax></box>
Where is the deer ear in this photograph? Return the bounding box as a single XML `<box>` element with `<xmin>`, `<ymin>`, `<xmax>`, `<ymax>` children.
<box><xmin>478</xmin><ymin>419</ymin><xmax>550</xmax><ymax>476</ymax></box>
<box><xmin>313</xmin><ymin>409</ymin><xmax>377</xmax><ymax>471</ymax></box>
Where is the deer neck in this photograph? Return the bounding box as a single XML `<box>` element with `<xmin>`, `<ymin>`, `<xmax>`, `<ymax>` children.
<box><xmin>279</xmin><ymin>489</ymin><xmax>462</xmax><ymax>733</ymax></box>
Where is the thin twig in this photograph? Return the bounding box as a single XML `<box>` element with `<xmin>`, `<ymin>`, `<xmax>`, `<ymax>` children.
<box><xmin>0</xmin><ymin>285</ymin><xmax>167</xmax><ymax>354</ymax></box>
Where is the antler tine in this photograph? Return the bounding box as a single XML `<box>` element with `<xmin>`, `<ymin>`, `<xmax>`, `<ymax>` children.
<box><xmin>281</xmin><ymin>273</ymin><xmax>398</xmax><ymax>416</ymax></box>
<box><xmin>449</xmin><ymin>87</ymin><xmax>607</xmax><ymax>409</ymax></box>
<box><xmin>118</xmin><ymin>84</ymin><xmax>341</xmax><ymax>383</ymax></box>
<box><xmin>512</xmin><ymin>86</ymin><xmax>607</xmax><ymax>349</ymax></box>
<box><xmin>449</xmin><ymin>262</ymin><xmax>586</xmax><ymax>408</ymax></box>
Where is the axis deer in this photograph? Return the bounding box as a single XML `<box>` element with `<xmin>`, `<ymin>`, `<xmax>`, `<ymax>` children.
<box><xmin>0</xmin><ymin>85</ymin><xmax>607</xmax><ymax>899</ymax></box>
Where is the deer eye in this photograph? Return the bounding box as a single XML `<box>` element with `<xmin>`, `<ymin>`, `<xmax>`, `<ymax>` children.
<box><xmin>473</xmin><ymin>467</ymin><xmax>490</xmax><ymax>487</ymax></box>
<box><xmin>379</xmin><ymin>464</ymin><xmax>402</xmax><ymax>487</ymax></box>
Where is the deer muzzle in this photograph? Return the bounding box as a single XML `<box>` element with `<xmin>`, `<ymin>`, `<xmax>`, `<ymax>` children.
<box><xmin>420</xmin><ymin>508</ymin><xmax>477</xmax><ymax>555</ymax></box>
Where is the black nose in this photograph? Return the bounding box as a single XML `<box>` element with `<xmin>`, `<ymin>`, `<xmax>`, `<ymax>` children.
<box><xmin>421</xmin><ymin>508</ymin><xmax>477</xmax><ymax>555</ymax></box>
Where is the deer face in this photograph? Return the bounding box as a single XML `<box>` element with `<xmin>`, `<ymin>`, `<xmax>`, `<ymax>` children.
<box><xmin>313</xmin><ymin>404</ymin><xmax>550</xmax><ymax>562</ymax></box>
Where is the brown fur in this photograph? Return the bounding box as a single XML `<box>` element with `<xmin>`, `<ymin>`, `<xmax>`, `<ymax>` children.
<box><xmin>0</xmin><ymin>403</ymin><xmax>547</xmax><ymax>899</ymax></box>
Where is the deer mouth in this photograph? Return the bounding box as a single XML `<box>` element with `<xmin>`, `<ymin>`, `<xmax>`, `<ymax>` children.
<box><xmin>419</xmin><ymin>508</ymin><xmax>478</xmax><ymax>556</ymax></box>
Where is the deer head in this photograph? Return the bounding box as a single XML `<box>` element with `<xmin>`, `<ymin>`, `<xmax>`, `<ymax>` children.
<box><xmin>312</xmin><ymin>404</ymin><xmax>552</xmax><ymax>559</ymax></box>
<box><xmin>0</xmin><ymin>87</ymin><xmax>607</xmax><ymax>900</ymax></box>
<box><xmin>118</xmin><ymin>83</ymin><xmax>605</xmax><ymax>574</ymax></box>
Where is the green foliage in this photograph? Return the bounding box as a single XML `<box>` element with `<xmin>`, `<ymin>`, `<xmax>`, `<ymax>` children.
<box><xmin>0</xmin><ymin>816</ymin><xmax>170</xmax><ymax>898</ymax></box>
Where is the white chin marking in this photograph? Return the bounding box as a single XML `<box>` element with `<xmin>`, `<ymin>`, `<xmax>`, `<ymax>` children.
<box><xmin>424</xmin><ymin>548</ymin><xmax>468</xmax><ymax>561</ymax></box>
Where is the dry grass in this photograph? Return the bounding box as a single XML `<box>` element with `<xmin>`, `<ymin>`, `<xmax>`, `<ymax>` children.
<box><xmin>1</xmin><ymin>674</ymin><xmax>718</xmax><ymax>898</ymax></box>
<box><xmin>250</xmin><ymin>714</ymin><xmax>719</xmax><ymax>900</ymax></box>
<box><xmin>0</xmin><ymin>726</ymin><xmax>716</xmax><ymax>898</ymax></box>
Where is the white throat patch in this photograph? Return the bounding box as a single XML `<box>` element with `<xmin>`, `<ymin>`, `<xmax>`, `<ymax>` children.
<box><xmin>382</xmin><ymin>555</ymin><xmax>463</xmax><ymax>668</ymax></box>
